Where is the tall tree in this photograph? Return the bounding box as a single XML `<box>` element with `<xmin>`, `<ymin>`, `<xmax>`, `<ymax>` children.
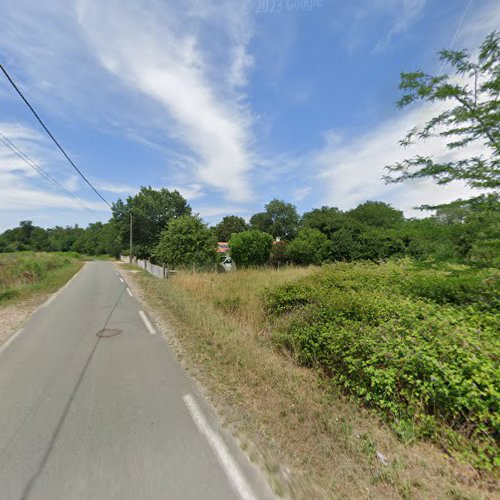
<box><xmin>301</xmin><ymin>206</ymin><xmax>344</xmax><ymax>238</ymax></box>
<box><xmin>112</xmin><ymin>187</ymin><xmax>191</xmax><ymax>258</ymax></box>
<box><xmin>250</xmin><ymin>199</ymin><xmax>300</xmax><ymax>240</ymax></box>
<box><xmin>153</xmin><ymin>215</ymin><xmax>215</xmax><ymax>269</ymax></box>
<box><xmin>385</xmin><ymin>31</ymin><xmax>500</xmax><ymax>208</ymax></box>
<box><xmin>348</xmin><ymin>201</ymin><xmax>404</xmax><ymax>228</ymax></box>
<box><xmin>288</xmin><ymin>228</ymin><xmax>331</xmax><ymax>265</ymax></box>
<box><xmin>214</xmin><ymin>215</ymin><xmax>248</xmax><ymax>242</ymax></box>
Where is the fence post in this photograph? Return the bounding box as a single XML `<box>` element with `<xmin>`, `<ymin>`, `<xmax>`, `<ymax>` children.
<box><xmin>162</xmin><ymin>263</ymin><xmax>166</xmax><ymax>279</ymax></box>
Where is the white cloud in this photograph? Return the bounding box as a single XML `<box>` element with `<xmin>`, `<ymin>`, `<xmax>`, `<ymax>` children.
<box><xmin>76</xmin><ymin>0</ymin><xmax>254</xmax><ymax>202</ymax></box>
<box><xmin>292</xmin><ymin>186</ymin><xmax>311</xmax><ymax>202</ymax></box>
<box><xmin>0</xmin><ymin>122</ymin><xmax>108</xmax><ymax>213</ymax></box>
<box><xmin>456</xmin><ymin>0</ymin><xmax>500</xmax><ymax>49</ymax></box>
<box><xmin>315</xmin><ymin>0</ymin><xmax>499</xmax><ymax>216</ymax></box>
<box><xmin>314</xmin><ymin>101</ymin><xmax>487</xmax><ymax>216</ymax></box>
<box><xmin>340</xmin><ymin>0</ymin><xmax>427</xmax><ymax>52</ymax></box>
<box><xmin>372</xmin><ymin>0</ymin><xmax>427</xmax><ymax>51</ymax></box>
<box><xmin>61</xmin><ymin>175</ymin><xmax>80</xmax><ymax>192</ymax></box>
<box><xmin>94</xmin><ymin>181</ymin><xmax>138</xmax><ymax>195</ymax></box>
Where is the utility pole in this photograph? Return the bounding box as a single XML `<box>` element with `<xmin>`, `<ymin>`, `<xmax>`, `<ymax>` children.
<box><xmin>129</xmin><ymin>212</ymin><xmax>133</xmax><ymax>263</ymax></box>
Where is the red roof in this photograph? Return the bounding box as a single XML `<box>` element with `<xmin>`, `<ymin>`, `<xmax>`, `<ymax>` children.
<box><xmin>216</xmin><ymin>242</ymin><xmax>230</xmax><ymax>253</ymax></box>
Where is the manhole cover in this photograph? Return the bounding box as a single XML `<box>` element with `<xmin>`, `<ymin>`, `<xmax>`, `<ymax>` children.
<box><xmin>97</xmin><ymin>328</ymin><xmax>123</xmax><ymax>338</ymax></box>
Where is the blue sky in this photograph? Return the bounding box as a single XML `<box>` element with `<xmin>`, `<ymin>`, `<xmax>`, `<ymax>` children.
<box><xmin>0</xmin><ymin>0</ymin><xmax>498</xmax><ymax>231</ymax></box>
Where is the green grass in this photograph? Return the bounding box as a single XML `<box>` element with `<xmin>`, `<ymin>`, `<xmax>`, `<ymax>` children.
<box><xmin>0</xmin><ymin>252</ymin><xmax>83</xmax><ymax>304</ymax></box>
<box><xmin>264</xmin><ymin>260</ymin><xmax>499</xmax><ymax>471</ymax></box>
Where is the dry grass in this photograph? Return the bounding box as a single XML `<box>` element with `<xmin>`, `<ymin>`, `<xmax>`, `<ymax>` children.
<box><xmin>123</xmin><ymin>265</ymin><xmax>496</xmax><ymax>499</ymax></box>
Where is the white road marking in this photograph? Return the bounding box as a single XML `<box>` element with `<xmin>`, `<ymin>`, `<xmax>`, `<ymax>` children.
<box><xmin>0</xmin><ymin>328</ymin><xmax>23</xmax><ymax>356</ymax></box>
<box><xmin>126</xmin><ymin>288</ymin><xmax>133</xmax><ymax>297</ymax></box>
<box><xmin>119</xmin><ymin>278</ymin><xmax>124</xmax><ymax>283</ymax></box>
<box><xmin>183</xmin><ymin>394</ymin><xmax>256</xmax><ymax>500</ymax></box>
<box><xmin>139</xmin><ymin>310</ymin><xmax>156</xmax><ymax>335</ymax></box>
<box><xmin>42</xmin><ymin>293</ymin><xmax>57</xmax><ymax>308</ymax></box>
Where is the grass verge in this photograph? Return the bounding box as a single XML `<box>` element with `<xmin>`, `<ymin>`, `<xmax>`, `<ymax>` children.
<box><xmin>0</xmin><ymin>252</ymin><xmax>83</xmax><ymax>305</ymax></box>
<box><xmin>123</xmin><ymin>263</ymin><xmax>498</xmax><ymax>499</ymax></box>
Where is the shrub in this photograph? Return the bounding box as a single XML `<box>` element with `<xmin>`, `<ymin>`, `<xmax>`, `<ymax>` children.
<box><xmin>0</xmin><ymin>252</ymin><xmax>78</xmax><ymax>303</ymax></box>
<box><xmin>288</xmin><ymin>228</ymin><xmax>330</xmax><ymax>265</ymax></box>
<box><xmin>153</xmin><ymin>215</ymin><xmax>215</xmax><ymax>270</ymax></box>
<box><xmin>264</xmin><ymin>261</ymin><xmax>500</xmax><ymax>470</ymax></box>
<box><xmin>229</xmin><ymin>230</ymin><xmax>273</xmax><ymax>267</ymax></box>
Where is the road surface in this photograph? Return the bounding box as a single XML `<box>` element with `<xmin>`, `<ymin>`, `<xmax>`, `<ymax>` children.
<box><xmin>0</xmin><ymin>261</ymin><xmax>273</xmax><ymax>499</ymax></box>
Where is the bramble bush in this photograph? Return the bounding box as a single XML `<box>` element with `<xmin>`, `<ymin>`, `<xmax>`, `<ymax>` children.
<box><xmin>263</xmin><ymin>261</ymin><xmax>500</xmax><ymax>470</ymax></box>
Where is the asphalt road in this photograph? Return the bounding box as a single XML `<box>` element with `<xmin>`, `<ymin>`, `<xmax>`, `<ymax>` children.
<box><xmin>0</xmin><ymin>261</ymin><xmax>273</xmax><ymax>500</ymax></box>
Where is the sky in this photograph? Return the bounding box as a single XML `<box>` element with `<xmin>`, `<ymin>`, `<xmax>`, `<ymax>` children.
<box><xmin>0</xmin><ymin>0</ymin><xmax>498</xmax><ymax>231</ymax></box>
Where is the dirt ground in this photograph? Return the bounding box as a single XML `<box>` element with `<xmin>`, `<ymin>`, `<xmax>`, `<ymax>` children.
<box><xmin>0</xmin><ymin>295</ymin><xmax>48</xmax><ymax>346</ymax></box>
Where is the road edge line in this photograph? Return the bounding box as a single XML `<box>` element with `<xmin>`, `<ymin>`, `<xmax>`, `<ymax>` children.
<box><xmin>183</xmin><ymin>394</ymin><xmax>256</xmax><ymax>500</ymax></box>
<box><xmin>139</xmin><ymin>310</ymin><xmax>156</xmax><ymax>335</ymax></box>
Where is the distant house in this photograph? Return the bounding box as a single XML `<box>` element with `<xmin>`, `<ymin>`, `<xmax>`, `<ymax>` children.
<box><xmin>216</xmin><ymin>242</ymin><xmax>230</xmax><ymax>254</ymax></box>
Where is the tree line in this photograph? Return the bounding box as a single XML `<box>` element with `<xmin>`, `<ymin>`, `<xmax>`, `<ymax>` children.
<box><xmin>0</xmin><ymin>190</ymin><xmax>497</xmax><ymax>268</ymax></box>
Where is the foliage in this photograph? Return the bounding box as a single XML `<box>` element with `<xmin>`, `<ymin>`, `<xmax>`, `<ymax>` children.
<box><xmin>287</xmin><ymin>228</ymin><xmax>331</xmax><ymax>265</ymax></box>
<box><xmin>73</xmin><ymin>222</ymin><xmax>121</xmax><ymax>258</ymax></box>
<box><xmin>250</xmin><ymin>199</ymin><xmax>300</xmax><ymax>240</ymax></box>
<box><xmin>0</xmin><ymin>252</ymin><xmax>80</xmax><ymax>303</ymax></box>
<box><xmin>0</xmin><ymin>192</ymin><xmax>497</xmax><ymax>268</ymax></box>
<box><xmin>347</xmin><ymin>201</ymin><xmax>404</xmax><ymax>228</ymax></box>
<box><xmin>214</xmin><ymin>215</ymin><xmax>248</xmax><ymax>242</ymax></box>
<box><xmin>301</xmin><ymin>206</ymin><xmax>344</xmax><ymax>238</ymax></box>
<box><xmin>111</xmin><ymin>186</ymin><xmax>191</xmax><ymax>258</ymax></box>
<box><xmin>385</xmin><ymin>31</ymin><xmax>500</xmax><ymax>208</ymax></box>
<box><xmin>153</xmin><ymin>215</ymin><xmax>215</xmax><ymax>270</ymax></box>
<box><xmin>0</xmin><ymin>221</ymin><xmax>120</xmax><ymax>258</ymax></box>
<box><xmin>264</xmin><ymin>262</ymin><xmax>500</xmax><ymax>470</ymax></box>
<box><xmin>229</xmin><ymin>230</ymin><xmax>273</xmax><ymax>267</ymax></box>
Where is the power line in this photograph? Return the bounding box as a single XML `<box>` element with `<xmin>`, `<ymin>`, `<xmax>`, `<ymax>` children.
<box><xmin>0</xmin><ymin>131</ymin><xmax>98</xmax><ymax>214</ymax></box>
<box><xmin>0</xmin><ymin>64</ymin><xmax>112</xmax><ymax>208</ymax></box>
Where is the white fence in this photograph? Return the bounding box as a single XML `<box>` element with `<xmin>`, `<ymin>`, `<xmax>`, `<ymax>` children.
<box><xmin>121</xmin><ymin>256</ymin><xmax>174</xmax><ymax>279</ymax></box>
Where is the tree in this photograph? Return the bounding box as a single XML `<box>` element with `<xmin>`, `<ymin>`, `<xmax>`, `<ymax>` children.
<box><xmin>73</xmin><ymin>222</ymin><xmax>121</xmax><ymax>257</ymax></box>
<box><xmin>250</xmin><ymin>199</ymin><xmax>300</xmax><ymax>240</ymax></box>
<box><xmin>153</xmin><ymin>215</ymin><xmax>215</xmax><ymax>269</ymax></box>
<box><xmin>288</xmin><ymin>228</ymin><xmax>331</xmax><ymax>265</ymax></box>
<box><xmin>112</xmin><ymin>187</ymin><xmax>191</xmax><ymax>258</ymax></box>
<box><xmin>214</xmin><ymin>215</ymin><xmax>247</xmax><ymax>242</ymax></box>
<box><xmin>385</xmin><ymin>31</ymin><xmax>500</xmax><ymax>208</ymax></box>
<box><xmin>301</xmin><ymin>206</ymin><xmax>345</xmax><ymax>238</ymax></box>
<box><xmin>46</xmin><ymin>226</ymin><xmax>84</xmax><ymax>252</ymax></box>
<box><xmin>330</xmin><ymin>228</ymin><xmax>361</xmax><ymax>261</ymax></box>
<box><xmin>348</xmin><ymin>201</ymin><xmax>404</xmax><ymax>228</ymax></box>
<box><xmin>0</xmin><ymin>221</ymin><xmax>49</xmax><ymax>252</ymax></box>
<box><xmin>357</xmin><ymin>228</ymin><xmax>406</xmax><ymax>261</ymax></box>
<box><xmin>229</xmin><ymin>230</ymin><xmax>273</xmax><ymax>267</ymax></box>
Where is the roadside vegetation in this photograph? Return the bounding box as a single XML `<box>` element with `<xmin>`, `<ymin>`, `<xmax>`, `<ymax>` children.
<box><xmin>0</xmin><ymin>252</ymin><xmax>82</xmax><ymax>304</ymax></box>
<box><xmin>265</xmin><ymin>261</ymin><xmax>499</xmax><ymax>471</ymax></box>
<box><xmin>127</xmin><ymin>261</ymin><xmax>498</xmax><ymax>498</ymax></box>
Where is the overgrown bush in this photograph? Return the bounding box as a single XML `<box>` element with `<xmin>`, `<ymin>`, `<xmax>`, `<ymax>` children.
<box><xmin>288</xmin><ymin>228</ymin><xmax>330</xmax><ymax>265</ymax></box>
<box><xmin>153</xmin><ymin>215</ymin><xmax>215</xmax><ymax>270</ymax></box>
<box><xmin>0</xmin><ymin>252</ymin><xmax>77</xmax><ymax>303</ymax></box>
<box><xmin>229</xmin><ymin>230</ymin><xmax>273</xmax><ymax>267</ymax></box>
<box><xmin>264</xmin><ymin>261</ymin><xmax>500</xmax><ymax>470</ymax></box>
